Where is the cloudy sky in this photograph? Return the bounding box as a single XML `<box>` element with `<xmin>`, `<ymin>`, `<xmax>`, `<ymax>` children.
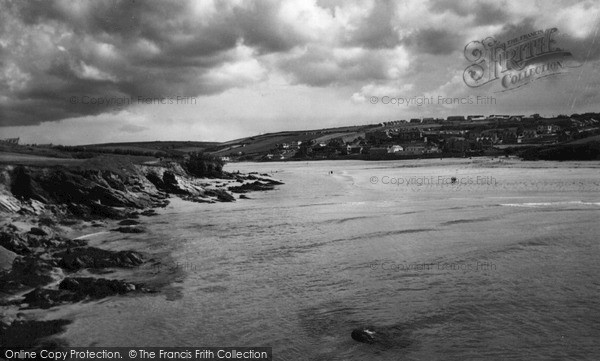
<box><xmin>1</xmin><ymin>0</ymin><xmax>599</xmax><ymax>145</ymax></box>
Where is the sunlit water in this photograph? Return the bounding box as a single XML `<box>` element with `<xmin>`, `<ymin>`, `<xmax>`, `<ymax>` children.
<box><xmin>54</xmin><ymin>159</ymin><xmax>600</xmax><ymax>360</ymax></box>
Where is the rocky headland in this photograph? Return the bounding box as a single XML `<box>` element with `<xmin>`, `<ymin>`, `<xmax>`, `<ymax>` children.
<box><xmin>0</xmin><ymin>156</ymin><xmax>283</xmax><ymax>348</ymax></box>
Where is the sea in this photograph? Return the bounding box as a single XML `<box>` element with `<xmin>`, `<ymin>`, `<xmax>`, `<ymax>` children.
<box><xmin>52</xmin><ymin>159</ymin><xmax>600</xmax><ymax>360</ymax></box>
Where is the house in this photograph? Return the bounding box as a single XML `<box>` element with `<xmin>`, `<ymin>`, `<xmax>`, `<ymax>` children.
<box><xmin>500</xmin><ymin>128</ymin><xmax>518</xmax><ymax>143</ymax></box>
<box><xmin>536</xmin><ymin>125</ymin><xmax>561</xmax><ymax>134</ymax></box>
<box><xmin>1</xmin><ymin>138</ymin><xmax>19</xmax><ymax>145</ymax></box>
<box><xmin>392</xmin><ymin>128</ymin><xmax>422</xmax><ymax>141</ymax></box>
<box><xmin>346</xmin><ymin>144</ymin><xmax>364</xmax><ymax>154</ymax></box>
<box><xmin>467</xmin><ymin>115</ymin><xmax>486</xmax><ymax>121</ymax></box>
<box><xmin>404</xmin><ymin>143</ymin><xmax>427</xmax><ymax>154</ymax></box>
<box><xmin>518</xmin><ymin>129</ymin><xmax>538</xmax><ymax>143</ymax></box>
<box><xmin>425</xmin><ymin>144</ymin><xmax>441</xmax><ymax>154</ymax></box>
<box><xmin>387</xmin><ymin>145</ymin><xmax>403</xmax><ymax>153</ymax></box>
<box><xmin>447</xmin><ymin>116</ymin><xmax>466</xmax><ymax>122</ymax></box>
<box><xmin>489</xmin><ymin>115</ymin><xmax>510</xmax><ymax>120</ymax></box>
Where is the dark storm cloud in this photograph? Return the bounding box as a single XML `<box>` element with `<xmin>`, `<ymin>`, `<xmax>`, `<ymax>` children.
<box><xmin>344</xmin><ymin>0</ymin><xmax>400</xmax><ymax>49</ymax></box>
<box><xmin>0</xmin><ymin>0</ymin><xmax>310</xmax><ymax>126</ymax></box>
<box><xmin>402</xmin><ymin>28</ymin><xmax>464</xmax><ymax>55</ymax></box>
<box><xmin>2</xmin><ymin>0</ymin><xmax>599</xmax><ymax>130</ymax></box>
<box><xmin>488</xmin><ymin>18</ymin><xmax>600</xmax><ymax>62</ymax></box>
<box><xmin>277</xmin><ymin>44</ymin><xmax>409</xmax><ymax>87</ymax></box>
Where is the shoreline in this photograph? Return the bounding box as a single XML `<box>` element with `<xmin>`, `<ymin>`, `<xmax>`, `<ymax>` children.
<box><xmin>3</xmin><ymin>157</ymin><xmax>598</xmax><ymax>348</ymax></box>
<box><xmin>228</xmin><ymin>156</ymin><xmax>600</xmax><ymax>169</ymax></box>
<box><xmin>0</xmin><ymin>159</ymin><xmax>284</xmax><ymax>348</ymax></box>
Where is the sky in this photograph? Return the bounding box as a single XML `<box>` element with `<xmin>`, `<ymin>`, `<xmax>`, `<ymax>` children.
<box><xmin>0</xmin><ymin>0</ymin><xmax>599</xmax><ymax>145</ymax></box>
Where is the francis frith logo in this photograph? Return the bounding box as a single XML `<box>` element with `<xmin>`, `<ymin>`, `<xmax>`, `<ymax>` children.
<box><xmin>463</xmin><ymin>28</ymin><xmax>579</xmax><ymax>91</ymax></box>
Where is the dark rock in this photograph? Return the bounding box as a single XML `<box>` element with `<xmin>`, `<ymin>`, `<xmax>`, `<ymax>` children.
<box><xmin>111</xmin><ymin>226</ymin><xmax>144</xmax><ymax>234</ymax></box>
<box><xmin>28</xmin><ymin>227</ymin><xmax>48</xmax><ymax>236</ymax></box>
<box><xmin>38</xmin><ymin>217</ymin><xmax>55</xmax><ymax>227</ymax></box>
<box><xmin>228</xmin><ymin>181</ymin><xmax>276</xmax><ymax>193</ymax></box>
<box><xmin>22</xmin><ymin>288</ymin><xmax>80</xmax><ymax>309</ymax></box>
<box><xmin>350</xmin><ymin>326</ymin><xmax>407</xmax><ymax>348</ymax></box>
<box><xmin>126</xmin><ymin>211</ymin><xmax>140</xmax><ymax>219</ymax></box>
<box><xmin>243</xmin><ymin>175</ymin><xmax>283</xmax><ymax>185</ymax></box>
<box><xmin>11</xmin><ymin>256</ymin><xmax>57</xmax><ymax>286</ymax></box>
<box><xmin>100</xmin><ymin>170</ymin><xmax>127</xmax><ymax>191</ymax></box>
<box><xmin>89</xmin><ymin>185</ymin><xmax>138</xmax><ymax>207</ymax></box>
<box><xmin>59</xmin><ymin>277</ymin><xmax>138</xmax><ymax>298</ymax></box>
<box><xmin>146</xmin><ymin>171</ymin><xmax>187</xmax><ymax>194</ymax></box>
<box><xmin>0</xmin><ymin>256</ymin><xmax>57</xmax><ymax>290</ymax></box>
<box><xmin>239</xmin><ymin>194</ymin><xmax>250</xmax><ymax>199</ymax></box>
<box><xmin>10</xmin><ymin>166</ymin><xmax>48</xmax><ymax>203</ymax></box>
<box><xmin>0</xmin><ymin>246</ymin><xmax>17</xmax><ymax>271</ymax></box>
<box><xmin>182</xmin><ymin>196</ymin><xmax>215</xmax><ymax>204</ymax></box>
<box><xmin>162</xmin><ymin>171</ymin><xmax>187</xmax><ymax>194</ymax></box>
<box><xmin>0</xmin><ymin>231</ymin><xmax>31</xmax><ymax>255</ymax></box>
<box><xmin>22</xmin><ymin>277</ymin><xmax>143</xmax><ymax>309</ymax></box>
<box><xmin>204</xmin><ymin>189</ymin><xmax>235</xmax><ymax>202</ymax></box>
<box><xmin>67</xmin><ymin>203</ymin><xmax>91</xmax><ymax>219</ymax></box>
<box><xmin>118</xmin><ymin>219</ymin><xmax>140</xmax><ymax>226</ymax></box>
<box><xmin>146</xmin><ymin>172</ymin><xmax>165</xmax><ymax>190</ymax></box>
<box><xmin>351</xmin><ymin>328</ymin><xmax>378</xmax><ymax>344</ymax></box>
<box><xmin>56</xmin><ymin>247</ymin><xmax>144</xmax><ymax>270</ymax></box>
<box><xmin>89</xmin><ymin>203</ymin><xmax>126</xmax><ymax>220</ymax></box>
<box><xmin>0</xmin><ymin>318</ymin><xmax>71</xmax><ymax>347</ymax></box>
<box><xmin>140</xmin><ymin>209</ymin><xmax>158</xmax><ymax>216</ymax></box>
<box><xmin>9</xmin><ymin>166</ymin><xmax>165</xmax><ymax>221</ymax></box>
<box><xmin>1</xmin><ymin>222</ymin><xmax>82</xmax><ymax>258</ymax></box>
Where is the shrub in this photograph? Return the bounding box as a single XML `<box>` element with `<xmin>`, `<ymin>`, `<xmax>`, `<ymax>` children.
<box><xmin>183</xmin><ymin>152</ymin><xmax>224</xmax><ymax>178</ymax></box>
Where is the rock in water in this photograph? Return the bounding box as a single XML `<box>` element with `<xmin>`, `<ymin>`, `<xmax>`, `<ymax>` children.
<box><xmin>350</xmin><ymin>326</ymin><xmax>411</xmax><ymax>349</ymax></box>
<box><xmin>28</xmin><ymin>227</ymin><xmax>48</xmax><ymax>236</ymax></box>
<box><xmin>351</xmin><ymin>328</ymin><xmax>377</xmax><ymax>344</ymax></box>
<box><xmin>118</xmin><ymin>219</ymin><xmax>140</xmax><ymax>226</ymax></box>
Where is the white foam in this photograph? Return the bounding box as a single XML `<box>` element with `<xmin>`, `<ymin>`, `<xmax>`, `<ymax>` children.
<box><xmin>500</xmin><ymin>201</ymin><xmax>600</xmax><ymax>208</ymax></box>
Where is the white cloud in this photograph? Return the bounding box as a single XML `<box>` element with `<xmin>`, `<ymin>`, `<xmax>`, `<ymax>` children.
<box><xmin>77</xmin><ymin>61</ymin><xmax>117</xmax><ymax>82</ymax></box>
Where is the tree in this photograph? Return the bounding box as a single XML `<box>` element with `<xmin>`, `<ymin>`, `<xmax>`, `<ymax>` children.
<box><xmin>184</xmin><ymin>152</ymin><xmax>224</xmax><ymax>178</ymax></box>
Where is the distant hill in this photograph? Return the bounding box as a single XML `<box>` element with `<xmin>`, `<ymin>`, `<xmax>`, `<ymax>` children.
<box><xmin>209</xmin><ymin>125</ymin><xmax>376</xmax><ymax>160</ymax></box>
<box><xmin>566</xmin><ymin>134</ymin><xmax>600</xmax><ymax>145</ymax></box>
<box><xmin>83</xmin><ymin>141</ymin><xmax>221</xmax><ymax>154</ymax></box>
<box><xmin>3</xmin><ymin>112</ymin><xmax>600</xmax><ymax>162</ymax></box>
<box><xmin>519</xmin><ymin>141</ymin><xmax>600</xmax><ymax>160</ymax></box>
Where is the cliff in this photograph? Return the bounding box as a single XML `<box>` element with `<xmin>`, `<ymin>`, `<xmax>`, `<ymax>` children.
<box><xmin>0</xmin><ymin>158</ymin><xmax>283</xmax><ymax>347</ymax></box>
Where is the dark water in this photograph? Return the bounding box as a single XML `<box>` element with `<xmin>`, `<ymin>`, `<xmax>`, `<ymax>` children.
<box><xmin>58</xmin><ymin>160</ymin><xmax>600</xmax><ymax>360</ymax></box>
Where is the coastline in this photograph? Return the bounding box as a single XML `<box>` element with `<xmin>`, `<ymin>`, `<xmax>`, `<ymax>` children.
<box><xmin>3</xmin><ymin>156</ymin><xmax>599</xmax><ymax>348</ymax></box>
<box><xmin>0</xmin><ymin>158</ymin><xmax>283</xmax><ymax>348</ymax></box>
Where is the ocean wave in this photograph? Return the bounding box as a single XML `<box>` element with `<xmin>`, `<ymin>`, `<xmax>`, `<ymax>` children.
<box><xmin>500</xmin><ymin>201</ymin><xmax>600</xmax><ymax>208</ymax></box>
